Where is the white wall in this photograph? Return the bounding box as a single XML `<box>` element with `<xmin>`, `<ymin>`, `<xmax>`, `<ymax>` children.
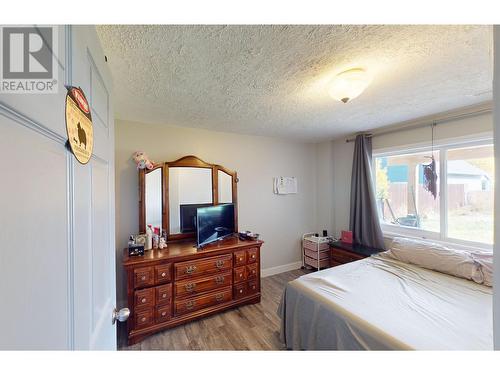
<box><xmin>115</xmin><ymin>119</ymin><xmax>318</xmax><ymax>305</ymax></box>
<box><xmin>316</xmin><ymin>111</ymin><xmax>493</xmax><ymax>238</ymax></box>
<box><xmin>315</xmin><ymin>139</ymin><xmax>354</xmax><ymax>238</ymax></box>
<box><xmin>371</xmin><ymin>112</ymin><xmax>492</xmax><ymax>151</ymax></box>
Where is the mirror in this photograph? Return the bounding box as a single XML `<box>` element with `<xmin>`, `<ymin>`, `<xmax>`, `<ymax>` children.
<box><xmin>139</xmin><ymin>155</ymin><xmax>238</xmax><ymax>240</ymax></box>
<box><xmin>145</xmin><ymin>167</ymin><xmax>163</xmax><ymax>229</ymax></box>
<box><xmin>169</xmin><ymin>167</ymin><xmax>213</xmax><ymax>235</ymax></box>
<box><xmin>218</xmin><ymin>170</ymin><xmax>233</xmax><ymax>203</ymax></box>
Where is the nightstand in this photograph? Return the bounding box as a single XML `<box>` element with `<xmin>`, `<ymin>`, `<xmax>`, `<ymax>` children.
<box><xmin>330</xmin><ymin>241</ymin><xmax>384</xmax><ymax>267</ymax></box>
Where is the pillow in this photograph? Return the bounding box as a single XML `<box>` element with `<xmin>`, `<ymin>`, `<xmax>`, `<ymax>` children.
<box><xmin>382</xmin><ymin>237</ymin><xmax>484</xmax><ymax>284</ymax></box>
<box><xmin>470</xmin><ymin>251</ymin><xmax>493</xmax><ymax>287</ymax></box>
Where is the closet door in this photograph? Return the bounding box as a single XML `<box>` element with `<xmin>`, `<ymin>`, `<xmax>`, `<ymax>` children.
<box><xmin>0</xmin><ymin>25</ymin><xmax>117</xmax><ymax>350</ymax></box>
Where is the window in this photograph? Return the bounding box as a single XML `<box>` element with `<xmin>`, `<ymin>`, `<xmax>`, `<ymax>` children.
<box><xmin>374</xmin><ymin>140</ymin><xmax>494</xmax><ymax>247</ymax></box>
<box><xmin>446</xmin><ymin>144</ymin><xmax>494</xmax><ymax>244</ymax></box>
<box><xmin>375</xmin><ymin>151</ymin><xmax>440</xmax><ymax>233</ymax></box>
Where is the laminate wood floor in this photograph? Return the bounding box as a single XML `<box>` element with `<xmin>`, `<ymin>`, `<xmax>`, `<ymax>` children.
<box><xmin>120</xmin><ymin>269</ymin><xmax>308</xmax><ymax>350</ymax></box>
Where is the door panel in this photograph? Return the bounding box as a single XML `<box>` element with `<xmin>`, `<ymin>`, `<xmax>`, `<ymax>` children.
<box><xmin>90</xmin><ymin>159</ymin><xmax>114</xmax><ymax>349</ymax></box>
<box><xmin>73</xmin><ymin>160</ymin><xmax>92</xmax><ymax>349</ymax></box>
<box><xmin>0</xmin><ymin>115</ymin><xmax>69</xmax><ymax>349</ymax></box>
<box><xmin>71</xmin><ymin>26</ymin><xmax>113</xmax><ymax>162</ymax></box>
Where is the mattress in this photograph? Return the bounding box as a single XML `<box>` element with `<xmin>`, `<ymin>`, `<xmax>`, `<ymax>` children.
<box><xmin>278</xmin><ymin>255</ymin><xmax>493</xmax><ymax>350</ymax></box>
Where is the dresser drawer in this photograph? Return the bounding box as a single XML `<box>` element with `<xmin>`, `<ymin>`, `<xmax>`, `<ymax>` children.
<box><xmin>233</xmin><ymin>282</ymin><xmax>247</xmax><ymax>299</ymax></box>
<box><xmin>331</xmin><ymin>248</ymin><xmax>364</xmax><ymax>265</ymax></box>
<box><xmin>133</xmin><ymin>267</ymin><xmax>154</xmax><ymax>289</ymax></box>
<box><xmin>134</xmin><ymin>288</ymin><xmax>155</xmax><ymax>309</ymax></box>
<box><xmin>234</xmin><ymin>250</ymin><xmax>246</xmax><ymax>266</ymax></box>
<box><xmin>233</xmin><ymin>266</ymin><xmax>246</xmax><ymax>283</ymax></box>
<box><xmin>175</xmin><ymin>271</ymin><xmax>231</xmax><ymax>297</ymax></box>
<box><xmin>155</xmin><ymin>306</ymin><xmax>171</xmax><ymax>323</ymax></box>
<box><xmin>246</xmin><ymin>263</ymin><xmax>258</xmax><ymax>279</ymax></box>
<box><xmin>134</xmin><ymin>308</ymin><xmax>154</xmax><ymax>329</ymax></box>
<box><xmin>155</xmin><ymin>284</ymin><xmax>172</xmax><ymax>306</ymax></box>
<box><xmin>175</xmin><ymin>254</ymin><xmax>232</xmax><ymax>280</ymax></box>
<box><xmin>247</xmin><ymin>279</ymin><xmax>259</xmax><ymax>294</ymax></box>
<box><xmin>246</xmin><ymin>248</ymin><xmax>258</xmax><ymax>263</ymax></box>
<box><xmin>154</xmin><ymin>264</ymin><xmax>172</xmax><ymax>284</ymax></box>
<box><xmin>174</xmin><ymin>287</ymin><xmax>232</xmax><ymax>316</ymax></box>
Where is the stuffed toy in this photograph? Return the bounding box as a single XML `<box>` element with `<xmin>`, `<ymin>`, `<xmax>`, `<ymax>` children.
<box><xmin>132</xmin><ymin>151</ymin><xmax>154</xmax><ymax>170</ymax></box>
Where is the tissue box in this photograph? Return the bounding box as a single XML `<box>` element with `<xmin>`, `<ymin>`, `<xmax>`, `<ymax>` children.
<box><xmin>341</xmin><ymin>230</ymin><xmax>353</xmax><ymax>244</ymax></box>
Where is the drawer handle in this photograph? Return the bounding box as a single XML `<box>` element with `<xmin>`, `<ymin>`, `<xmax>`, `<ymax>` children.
<box><xmin>140</xmin><ymin>276</ymin><xmax>146</xmax><ymax>281</ymax></box>
<box><xmin>161</xmin><ymin>311</ymin><xmax>167</xmax><ymax>317</ymax></box>
<box><xmin>186</xmin><ymin>300</ymin><xmax>196</xmax><ymax>310</ymax></box>
<box><xmin>141</xmin><ymin>298</ymin><xmax>146</xmax><ymax>303</ymax></box>
<box><xmin>215</xmin><ymin>260</ymin><xmax>224</xmax><ymax>269</ymax></box>
<box><xmin>141</xmin><ymin>317</ymin><xmax>146</xmax><ymax>322</ymax></box>
<box><xmin>162</xmin><ymin>293</ymin><xmax>167</xmax><ymax>298</ymax></box>
<box><xmin>251</xmin><ymin>254</ymin><xmax>256</xmax><ymax>259</ymax></box>
<box><xmin>185</xmin><ymin>283</ymin><xmax>195</xmax><ymax>292</ymax></box>
<box><xmin>161</xmin><ymin>272</ymin><xmax>167</xmax><ymax>277</ymax></box>
<box><xmin>215</xmin><ymin>294</ymin><xmax>224</xmax><ymax>302</ymax></box>
<box><xmin>215</xmin><ymin>275</ymin><xmax>225</xmax><ymax>284</ymax></box>
<box><xmin>239</xmin><ymin>289</ymin><xmax>244</xmax><ymax>294</ymax></box>
<box><xmin>238</xmin><ymin>257</ymin><xmax>244</xmax><ymax>262</ymax></box>
<box><xmin>185</xmin><ymin>265</ymin><xmax>197</xmax><ymax>274</ymax></box>
<box><xmin>239</xmin><ymin>273</ymin><xmax>243</xmax><ymax>278</ymax></box>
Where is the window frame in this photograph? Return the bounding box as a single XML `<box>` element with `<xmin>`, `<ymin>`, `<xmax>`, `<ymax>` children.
<box><xmin>372</xmin><ymin>137</ymin><xmax>493</xmax><ymax>251</ymax></box>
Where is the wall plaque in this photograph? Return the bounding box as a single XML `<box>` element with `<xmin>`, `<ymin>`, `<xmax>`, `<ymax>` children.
<box><xmin>65</xmin><ymin>86</ymin><xmax>93</xmax><ymax>164</ymax></box>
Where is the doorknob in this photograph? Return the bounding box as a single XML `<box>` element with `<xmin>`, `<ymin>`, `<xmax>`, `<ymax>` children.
<box><xmin>112</xmin><ymin>307</ymin><xmax>130</xmax><ymax>324</ymax></box>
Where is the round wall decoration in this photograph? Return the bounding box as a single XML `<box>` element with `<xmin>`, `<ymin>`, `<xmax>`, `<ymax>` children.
<box><xmin>65</xmin><ymin>86</ymin><xmax>93</xmax><ymax>164</ymax></box>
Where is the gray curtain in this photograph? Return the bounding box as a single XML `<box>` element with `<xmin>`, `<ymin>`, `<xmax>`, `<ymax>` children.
<box><xmin>349</xmin><ymin>135</ymin><xmax>385</xmax><ymax>250</ymax></box>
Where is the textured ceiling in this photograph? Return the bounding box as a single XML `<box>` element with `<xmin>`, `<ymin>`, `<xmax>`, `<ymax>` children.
<box><xmin>96</xmin><ymin>25</ymin><xmax>492</xmax><ymax>142</ymax></box>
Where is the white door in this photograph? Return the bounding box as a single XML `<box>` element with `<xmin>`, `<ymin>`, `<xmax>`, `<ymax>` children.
<box><xmin>0</xmin><ymin>25</ymin><xmax>118</xmax><ymax>349</ymax></box>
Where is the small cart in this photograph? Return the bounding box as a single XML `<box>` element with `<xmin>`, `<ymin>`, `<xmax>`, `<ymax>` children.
<box><xmin>302</xmin><ymin>233</ymin><xmax>333</xmax><ymax>270</ymax></box>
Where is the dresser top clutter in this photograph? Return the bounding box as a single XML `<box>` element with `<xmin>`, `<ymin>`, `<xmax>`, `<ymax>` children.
<box><xmin>123</xmin><ymin>155</ymin><xmax>263</xmax><ymax>345</ymax></box>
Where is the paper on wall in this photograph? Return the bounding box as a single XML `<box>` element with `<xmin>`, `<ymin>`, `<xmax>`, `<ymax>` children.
<box><xmin>274</xmin><ymin>176</ymin><xmax>297</xmax><ymax>194</ymax></box>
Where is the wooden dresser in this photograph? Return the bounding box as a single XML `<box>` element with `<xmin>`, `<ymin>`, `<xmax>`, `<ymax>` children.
<box><xmin>330</xmin><ymin>241</ymin><xmax>383</xmax><ymax>267</ymax></box>
<box><xmin>123</xmin><ymin>237</ymin><xmax>263</xmax><ymax>345</ymax></box>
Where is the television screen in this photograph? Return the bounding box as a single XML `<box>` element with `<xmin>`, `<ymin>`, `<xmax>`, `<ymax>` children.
<box><xmin>196</xmin><ymin>204</ymin><xmax>235</xmax><ymax>247</ymax></box>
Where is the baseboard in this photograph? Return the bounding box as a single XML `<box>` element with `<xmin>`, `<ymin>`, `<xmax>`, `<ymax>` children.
<box><xmin>261</xmin><ymin>261</ymin><xmax>302</xmax><ymax>277</ymax></box>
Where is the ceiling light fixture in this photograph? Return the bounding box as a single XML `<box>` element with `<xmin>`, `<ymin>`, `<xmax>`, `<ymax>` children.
<box><xmin>328</xmin><ymin>68</ymin><xmax>372</xmax><ymax>103</ymax></box>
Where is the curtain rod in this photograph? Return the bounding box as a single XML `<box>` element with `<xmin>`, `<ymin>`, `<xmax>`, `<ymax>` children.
<box><xmin>345</xmin><ymin>107</ymin><xmax>492</xmax><ymax>143</ymax></box>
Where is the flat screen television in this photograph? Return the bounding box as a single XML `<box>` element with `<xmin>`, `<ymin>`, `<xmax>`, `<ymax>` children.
<box><xmin>196</xmin><ymin>203</ymin><xmax>235</xmax><ymax>247</ymax></box>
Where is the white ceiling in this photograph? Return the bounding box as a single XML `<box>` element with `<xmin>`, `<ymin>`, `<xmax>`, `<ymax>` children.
<box><xmin>96</xmin><ymin>25</ymin><xmax>492</xmax><ymax>142</ymax></box>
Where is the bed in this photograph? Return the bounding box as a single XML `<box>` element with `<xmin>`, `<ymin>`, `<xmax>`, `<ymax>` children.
<box><xmin>278</xmin><ymin>254</ymin><xmax>493</xmax><ymax>350</ymax></box>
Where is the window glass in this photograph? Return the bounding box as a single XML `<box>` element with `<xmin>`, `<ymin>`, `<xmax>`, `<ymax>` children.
<box><xmin>375</xmin><ymin>151</ymin><xmax>440</xmax><ymax>232</ymax></box>
<box><xmin>446</xmin><ymin>145</ymin><xmax>494</xmax><ymax>244</ymax></box>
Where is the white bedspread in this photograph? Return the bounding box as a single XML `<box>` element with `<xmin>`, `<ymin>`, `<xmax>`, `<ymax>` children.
<box><xmin>279</xmin><ymin>255</ymin><xmax>492</xmax><ymax>350</ymax></box>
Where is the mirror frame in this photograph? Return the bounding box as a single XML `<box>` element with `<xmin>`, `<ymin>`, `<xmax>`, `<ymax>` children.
<box><xmin>139</xmin><ymin>155</ymin><xmax>238</xmax><ymax>241</ymax></box>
